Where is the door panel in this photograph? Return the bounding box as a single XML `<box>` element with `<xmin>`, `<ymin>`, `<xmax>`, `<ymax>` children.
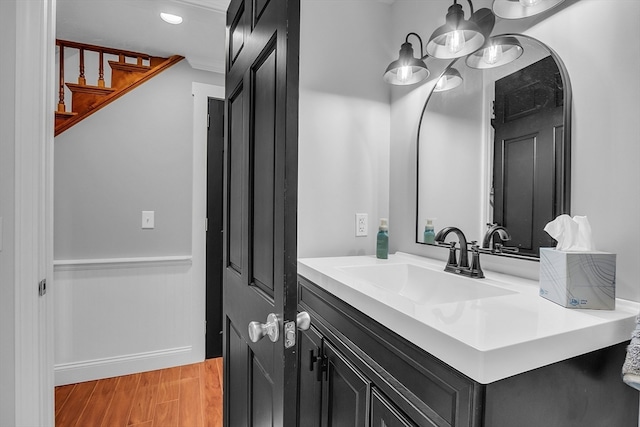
<box><xmin>252</xmin><ymin>355</ymin><xmax>274</xmax><ymax>425</ymax></box>
<box><xmin>322</xmin><ymin>341</ymin><xmax>369</xmax><ymax>427</ymax></box>
<box><xmin>227</xmin><ymin>321</ymin><xmax>249</xmax><ymax>427</ymax></box>
<box><xmin>503</xmin><ymin>134</ymin><xmax>535</xmax><ymax>251</ymax></box>
<box><xmin>223</xmin><ymin>0</ymin><xmax>300</xmax><ymax>425</ymax></box>
<box><xmin>298</xmin><ymin>327</ymin><xmax>323</xmax><ymax>427</ymax></box>
<box><xmin>228</xmin><ymin>85</ymin><xmax>244</xmax><ymax>272</ymax></box>
<box><xmin>251</xmin><ymin>46</ymin><xmax>276</xmax><ymax>294</ymax></box>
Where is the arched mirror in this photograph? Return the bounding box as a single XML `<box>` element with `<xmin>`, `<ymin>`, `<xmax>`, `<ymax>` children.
<box><xmin>416</xmin><ymin>34</ymin><xmax>572</xmax><ymax>258</ymax></box>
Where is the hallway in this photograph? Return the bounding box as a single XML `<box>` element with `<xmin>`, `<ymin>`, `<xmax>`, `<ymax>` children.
<box><xmin>55</xmin><ymin>359</ymin><xmax>223</xmax><ymax>427</ymax></box>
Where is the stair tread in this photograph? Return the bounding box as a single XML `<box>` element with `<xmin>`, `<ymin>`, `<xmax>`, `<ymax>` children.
<box><xmin>55</xmin><ymin>111</ymin><xmax>78</xmax><ymax>118</ymax></box>
<box><xmin>65</xmin><ymin>83</ymin><xmax>116</xmax><ymax>95</ymax></box>
<box><xmin>109</xmin><ymin>60</ymin><xmax>153</xmax><ymax>73</ymax></box>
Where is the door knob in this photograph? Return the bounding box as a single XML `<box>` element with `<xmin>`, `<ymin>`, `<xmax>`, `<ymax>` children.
<box><xmin>283</xmin><ymin>311</ymin><xmax>312</xmax><ymax>349</ymax></box>
<box><xmin>248</xmin><ymin>313</ymin><xmax>279</xmax><ymax>343</ymax></box>
<box><xmin>296</xmin><ymin>311</ymin><xmax>311</xmax><ymax>331</ymax></box>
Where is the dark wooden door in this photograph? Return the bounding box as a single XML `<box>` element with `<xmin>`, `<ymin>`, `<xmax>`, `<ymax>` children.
<box><xmin>492</xmin><ymin>56</ymin><xmax>565</xmax><ymax>256</ymax></box>
<box><xmin>222</xmin><ymin>0</ymin><xmax>300</xmax><ymax>425</ymax></box>
<box><xmin>206</xmin><ymin>98</ymin><xmax>224</xmax><ymax>359</ymax></box>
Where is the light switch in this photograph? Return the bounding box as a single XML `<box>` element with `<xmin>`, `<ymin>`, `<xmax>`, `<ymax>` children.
<box><xmin>142</xmin><ymin>211</ymin><xmax>155</xmax><ymax>229</ymax></box>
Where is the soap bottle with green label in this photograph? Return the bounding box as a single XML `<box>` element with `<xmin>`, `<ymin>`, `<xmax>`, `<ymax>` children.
<box><xmin>424</xmin><ymin>218</ymin><xmax>435</xmax><ymax>244</ymax></box>
<box><xmin>376</xmin><ymin>218</ymin><xmax>389</xmax><ymax>259</ymax></box>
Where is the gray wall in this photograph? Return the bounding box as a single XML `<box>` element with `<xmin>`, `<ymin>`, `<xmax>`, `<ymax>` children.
<box><xmin>54</xmin><ymin>61</ymin><xmax>222</xmax><ymax>260</ymax></box>
<box><xmin>390</xmin><ymin>0</ymin><xmax>640</xmax><ymax>302</ymax></box>
<box><xmin>298</xmin><ymin>0</ymin><xmax>392</xmax><ymax>258</ymax></box>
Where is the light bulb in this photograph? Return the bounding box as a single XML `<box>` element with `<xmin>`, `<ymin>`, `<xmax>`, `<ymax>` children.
<box><xmin>160</xmin><ymin>12</ymin><xmax>183</xmax><ymax>24</ymax></box>
<box><xmin>445</xmin><ymin>30</ymin><xmax>466</xmax><ymax>55</ymax></box>
<box><xmin>483</xmin><ymin>44</ymin><xmax>503</xmax><ymax>65</ymax></box>
<box><xmin>398</xmin><ymin>66</ymin><xmax>413</xmax><ymax>83</ymax></box>
<box><xmin>435</xmin><ymin>76</ymin><xmax>447</xmax><ymax>91</ymax></box>
<box><xmin>519</xmin><ymin>0</ymin><xmax>541</xmax><ymax>7</ymax></box>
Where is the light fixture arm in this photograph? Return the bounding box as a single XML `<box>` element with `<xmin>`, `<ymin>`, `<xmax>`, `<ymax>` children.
<box><xmin>405</xmin><ymin>32</ymin><xmax>427</xmax><ymax>60</ymax></box>
<box><xmin>453</xmin><ymin>0</ymin><xmax>475</xmax><ymax>15</ymax></box>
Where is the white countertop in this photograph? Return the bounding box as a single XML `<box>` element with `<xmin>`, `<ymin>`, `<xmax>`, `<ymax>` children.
<box><xmin>297</xmin><ymin>252</ymin><xmax>640</xmax><ymax>384</ymax></box>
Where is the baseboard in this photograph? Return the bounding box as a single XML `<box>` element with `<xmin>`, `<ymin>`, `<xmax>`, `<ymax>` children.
<box><xmin>54</xmin><ymin>346</ymin><xmax>198</xmax><ymax>386</ymax></box>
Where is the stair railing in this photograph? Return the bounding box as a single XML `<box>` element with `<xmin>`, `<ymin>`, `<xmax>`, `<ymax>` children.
<box><xmin>56</xmin><ymin>39</ymin><xmax>153</xmax><ymax>114</ymax></box>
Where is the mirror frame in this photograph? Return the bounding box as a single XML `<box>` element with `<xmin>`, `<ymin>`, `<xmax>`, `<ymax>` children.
<box><xmin>415</xmin><ymin>33</ymin><xmax>573</xmax><ymax>260</ymax></box>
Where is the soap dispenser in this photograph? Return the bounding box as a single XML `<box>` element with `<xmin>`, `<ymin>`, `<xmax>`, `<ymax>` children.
<box><xmin>424</xmin><ymin>218</ymin><xmax>435</xmax><ymax>244</ymax></box>
<box><xmin>376</xmin><ymin>218</ymin><xmax>389</xmax><ymax>259</ymax></box>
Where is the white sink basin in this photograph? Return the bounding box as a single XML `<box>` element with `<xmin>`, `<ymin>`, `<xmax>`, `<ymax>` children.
<box><xmin>338</xmin><ymin>263</ymin><xmax>515</xmax><ymax>305</ymax></box>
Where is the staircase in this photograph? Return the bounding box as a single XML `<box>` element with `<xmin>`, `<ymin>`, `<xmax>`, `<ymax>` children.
<box><xmin>55</xmin><ymin>39</ymin><xmax>184</xmax><ymax>136</ymax></box>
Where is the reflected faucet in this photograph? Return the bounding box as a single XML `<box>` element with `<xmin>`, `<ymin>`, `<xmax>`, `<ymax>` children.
<box><xmin>482</xmin><ymin>224</ymin><xmax>518</xmax><ymax>254</ymax></box>
<box><xmin>434</xmin><ymin>227</ymin><xmax>484</xmax><ymax>279</ymax></box>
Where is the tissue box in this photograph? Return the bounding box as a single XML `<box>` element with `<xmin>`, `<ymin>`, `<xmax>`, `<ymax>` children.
<box><xmin>539</xmin><ymin>248</ymin><xmax>616</xmax><ymax>309</ymax></box>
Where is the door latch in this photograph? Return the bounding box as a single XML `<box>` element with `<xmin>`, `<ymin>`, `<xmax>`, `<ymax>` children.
<box><xmin>38</xmin><ymin>279</ymin><xmax>46</xmax><ymax>296</ymax></box>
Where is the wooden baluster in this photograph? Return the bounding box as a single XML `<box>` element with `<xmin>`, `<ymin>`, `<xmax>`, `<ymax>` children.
<box><xmin>119</xmin><ymin>53</ymin><xmax>125</xmax><ymax>63</ymax></box>
<box><xmin>98</xmin><ymin>50</ymin><xmax>105</xmax><ymax>87</ymax></box>
<box><xmin>137</xmin><ymin>56</ymin><xmax>142</xmax><ymax>66</ymax></box>
<box><xmin>78</xmin><ymin>48</ymin><xmax>86</xmax><ymax>85</ymax></box>
<box><xmin>57</xmin><ymin>44</ymin><xmax>66</xmax><ymax>112</ymax></box>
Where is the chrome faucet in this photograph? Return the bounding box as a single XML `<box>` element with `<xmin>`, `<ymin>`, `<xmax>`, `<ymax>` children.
<box><xmin>434</xmin><ymin>227</ymin><xmax>484</xmax><ymax>278</ymax></box>
<box><xmin>482</xmin><ymin>224</ymin><xmax>518</xmax><ymax>254</ymax></box>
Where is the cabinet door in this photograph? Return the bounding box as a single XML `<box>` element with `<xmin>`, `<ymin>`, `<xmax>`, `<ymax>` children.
<box><xmin>299</xmin><ymin>327</ymin><xmax>323</xmax><ymax>427</ymax></box>
<box><xmin>371</xmin><ymin>388</ymin><xmax>421</xmax><ymax>427</ymax></box>
<box><xmin>322</xmin><ymin>340</ymin><xmax>370</xmax><ymax>427</ymax></box>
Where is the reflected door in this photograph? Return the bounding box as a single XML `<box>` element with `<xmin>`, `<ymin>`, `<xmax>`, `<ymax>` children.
<box><xmin>492</xmin><ymin>56</ymin><xmax>566</xmax><ymax>256</ymax></box>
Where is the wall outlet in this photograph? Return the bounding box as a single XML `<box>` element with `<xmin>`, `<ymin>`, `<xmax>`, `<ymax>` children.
<box><xmin>142</xmin><ymin>211</ymin><xmax>155</xmax><ymax>229</ymax></box>
<box><xmin>355</xmin><ymin>213</ymin><xmax>368</xmax><ymax>237</ymax></box>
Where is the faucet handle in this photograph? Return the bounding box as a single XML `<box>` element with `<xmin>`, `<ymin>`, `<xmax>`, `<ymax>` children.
<box><xmin>469</xmin><ymin>247</ymin><xmax>485</xmax><ymax>278</ymax></box>
<box><xmin>443</xmin><ymin>242</ymin><xmax>457</xmax><ymax>266</ymax></box>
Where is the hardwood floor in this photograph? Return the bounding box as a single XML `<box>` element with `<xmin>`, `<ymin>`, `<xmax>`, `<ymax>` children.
<box><xmin>55</xmin><ymin>358</ymin><xmax>223</xmax><ymax>427</ymax></box>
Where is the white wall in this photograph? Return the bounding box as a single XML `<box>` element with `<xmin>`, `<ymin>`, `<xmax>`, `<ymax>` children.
<box><xmin>53</xmin><ymin>61</ymin><xmax>224</xmax><ymax>384</ymax></box>
<box><xmin>416</xmin><ymin>64</ymin><xmax>484</xmax><ymax>241</ymax></box>
<box><xmin>298</xmin><ymin>0</ymin><xmax>392</xmax><ymax>258</ymax></box>
<box><xmin>390</xmin><ymin>0</ymin><xmax>640</xmax><ymax>303</ymax></box>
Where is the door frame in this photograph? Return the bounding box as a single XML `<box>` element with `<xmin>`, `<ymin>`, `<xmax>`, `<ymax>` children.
<box><xmin>0</xmin><ymin>0</ymin><xmax>55</xmax><ymax>424</ymax></box>
<box><xmin>192</xmin><ymin>83</ymin><xmax>225</xmax><ymax>361</ymax></box>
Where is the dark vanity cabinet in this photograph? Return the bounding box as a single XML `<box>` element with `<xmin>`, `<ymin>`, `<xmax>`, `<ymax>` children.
<box><xmin>297</xmin><ymin>276</ymin><xmax>638</xmax><ymax>427</ymax></box>
<box><xmin>298</xmin><ymin>275</ymin><xmax>481</xmax><ymax>427</ymax></box>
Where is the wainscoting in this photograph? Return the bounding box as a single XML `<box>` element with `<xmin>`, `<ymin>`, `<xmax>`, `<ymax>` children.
<box><xmin>54</xmin><ymin>256</ymin><xmax>205</xmax><ymax>386</ymax></box>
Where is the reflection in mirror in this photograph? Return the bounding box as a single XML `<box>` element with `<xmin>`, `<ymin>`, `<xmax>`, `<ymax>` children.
<box><xmin>416</xmin><ymin>34</ymin><xmax>571</xmax><ymax>258</ymax></box>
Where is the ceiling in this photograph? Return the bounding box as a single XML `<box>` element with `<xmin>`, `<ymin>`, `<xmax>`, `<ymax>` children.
<box><xmin>56</xmin><ymin>0</ymin><xmax>230</xmax><ymax>74</ymax></box>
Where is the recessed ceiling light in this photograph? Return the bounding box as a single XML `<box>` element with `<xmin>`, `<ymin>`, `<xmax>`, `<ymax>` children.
<box><xmin>160</xmin><ymin>12</ymin><xmax>183</xmax><ymax>25</ymax></box>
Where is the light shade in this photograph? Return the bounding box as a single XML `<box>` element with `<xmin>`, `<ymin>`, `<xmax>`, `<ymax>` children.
<box><xmin>492</xmin><ymin>0</ymin><xmax>565</xmax><ymax>19</ymax></box>
<box><xmin>160</xmin><ymin>12</ymin><xmax>183</xmax><ymax>25</ymax></box>
<box><xmin>434</xmin><ymin>68</ymin><xmax>463</xmax><ymax>92</ymax></box>
<box><xmin>466</xmin><ymin>36</ymin><xmax>524</xmax><ymax>69</ymax></box>
<box><xmin>383</xmin><ymin>42</ymin><xmax>430</xmax><ymax>86</ymax></box>
<box><xmin>426</xmin><ymin>2</ymin><xmax>486</xmax><ymax>59</ymax></box>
